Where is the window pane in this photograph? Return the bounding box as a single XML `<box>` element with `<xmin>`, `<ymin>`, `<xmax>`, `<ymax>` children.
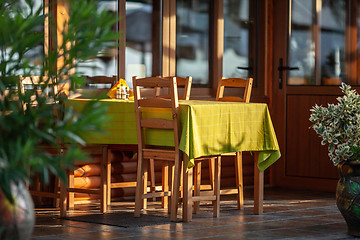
<box><xmin>76</xmin><ymin>1</ymin><xmax>118</xmax><ymax>77</ymax></box>
<box><xmin>223</xmin><ymin>0</ymin><xmax>250</xmax><ymax>78</ymax></box>
<box><xmin>176</xmin><ymin>0</ymin><xmax>209</xmax><ymax>85</ymax></box>
<box><xmin>288</xmin><ymin>0</ymin><xmax>346</xmax><ymax>86</ymax></box>
<box><xmin>125</xmin><ymin>0</ymin><xmax>153</xmax><ymax>86</ymax></box>
<box><xmin>1</xmin><ymin>0</ymin><xmax>44</xmax><ymax>76</ymax></box>
<box><xmin>320</xmin><ymin>0</ymin><xmax>346</xmax><ymax>85</ymax></box>
<box><xmin>24</xmin><ymin>0</ymin><xmax>44</xmax><ymax>76</ymax></box>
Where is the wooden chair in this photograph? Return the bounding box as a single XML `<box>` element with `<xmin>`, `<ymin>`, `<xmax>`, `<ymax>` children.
<box><xmin>84</xmin><ymin>75</ymin><xmax>116</xmax><ymax>88</ymax></box>
<box><xmin>60</xmin><ymin>145</ymin><xmax>108</xmax><ymax>217</ymax></box>
<box><xmin>183</xmin><ymin>154</ymin><xmax>221</xmax><ymax>222</ymax></box>
<box><xmin>20</xmin><ymin>75</ymin><xmax>58</xmax><ymax>108</ymax></box>
<box><xmin>133</xmin><ymin>76</ymin><xmax>182</xmax><ymax>222</ymax></box>
<box><xmin>29</xmin><ymin>146</ymin><xmax>61</xmax><ymax>208</ymax></box>
<box><xmin>216</xmin><ymin>77</ymin><xmax>253</xmax><ymax>102</ymax></box>
<box><xmin>70</xmin><ymin>75</ymin><xmax>116</xmax><ymax>98</ymax></box>
<box><xmin>22</xmin><ymin>76</ymin><xmax>62</xmax><ymax>207</ymax></box>
<box><xmin>149</xmin><ymin>76</ymin><xmax>192</xmax><ymax>204</ymax></box>
<box><xmin>210</xmin><ymin>77</ymin><xmax>253</xmax><ymax>210</ymax></box>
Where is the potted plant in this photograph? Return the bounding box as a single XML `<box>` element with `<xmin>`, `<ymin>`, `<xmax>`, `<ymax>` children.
<box><xmin>0</xmin><ymin>0</ymin><xmax>119</xmax><ymax>239</ymax></box>
<box><xmin>310</xmin><ymin>83</ymin><xmax>360</xmax><ymax>237</ymax></box>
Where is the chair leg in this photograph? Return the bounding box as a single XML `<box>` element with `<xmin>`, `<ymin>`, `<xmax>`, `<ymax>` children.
<box><xmin>170</xmin><ymin>156</ymin><xmax>181</xmax><ymax>222</ymax></box>
<box><xmin>208</xmin><ymin>158</ymin><xmax>215</xmax><ymax>190</ymax></box>
<box><xmin>100</xmin><ymin>146</ymin><xmax>107</xmax><ymax>213</ymax></box>
<box><xmin>53</xmin><ymin>177</ymin><xmax>60</xmax><ymax>208</ymax></box>
<box><xmin>169</xmin><ymin>162</ymin><xmax>175</xmax><ymax>214</ymax></box>
<box><xmin>213</xmin><ymin>156</ymin><xmax>221</xmax><ymax>218</ymax></box>
<box><xmin>68</xmin><ymin>170</ymin><xmax>74</xmax><ymax>209</ymax></box>
<box><xmin>134</xmin><ymin>154</ymin><xmax>145</xmax><ymax>217</ymax></box>
<box><xmin>106</xmin><ymin>149</ymin><xmax>112</xmax><ymax>206</ymax></box>
<box><xmin>142</xmin><ymin>159</ymin><xmax>148</xmax><ymax>209</ymax></box>
<box><xmin>235</xmin><ymin>152</ymin><xmax>244</xmax><ymax>210</ymax></box>
<box><xmin>59</xmin><ymin>180</ymin><xmax>67</xmax><ymax>218</ymax></box>
<box><xmin>149</xmin><ymin>158</ymin><xmax>156</xmax><ymax>201</ymax></box>
<box><xmin>193</xmin><ymin>161</ymin><xmax>201</xmax><ymax>214</ymax></box>
<box><xmin>162</xmin><ymin>161</ymin><xmax>169</xmax><ymax>208</ymax></box>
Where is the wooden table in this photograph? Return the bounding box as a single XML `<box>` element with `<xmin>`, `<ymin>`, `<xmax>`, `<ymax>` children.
<box><xmin>66</xmin><ymin>99</ymin><xmax>281</xmax><ymax>219</ymax></box>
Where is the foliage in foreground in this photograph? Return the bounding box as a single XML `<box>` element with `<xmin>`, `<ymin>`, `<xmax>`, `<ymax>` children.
<box><xmin>310</xmin><ymin>83</ymin><xmax>360</xmax><ymax>166</ymax></box>
<box><xmin>0</xmin><ymin>0</ymin><xmax>119</xmax><ymax>203</ymax></box>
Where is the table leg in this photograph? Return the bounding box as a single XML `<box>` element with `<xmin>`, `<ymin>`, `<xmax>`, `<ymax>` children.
<box><xmin>182</xmin><ymin>153</ymin><xmax>193</xmax><ymax>222</ymax></box>
<box><xmin>254</xmin><ymin>152</ymin><xmax>264</xmax><ymax>214</ymax></box>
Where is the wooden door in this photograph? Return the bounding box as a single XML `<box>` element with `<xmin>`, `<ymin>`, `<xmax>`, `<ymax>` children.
<box><xmin>271</xmin><ymin>0</ymin><xmax>360</xmax><ymax>191</ymax></box>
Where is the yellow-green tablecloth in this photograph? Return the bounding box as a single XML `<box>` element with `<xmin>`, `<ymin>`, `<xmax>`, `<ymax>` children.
<box><xmin>66</xmin><ymin>99</ymin><xmax>281</xmax><ymax>171</ymax></box>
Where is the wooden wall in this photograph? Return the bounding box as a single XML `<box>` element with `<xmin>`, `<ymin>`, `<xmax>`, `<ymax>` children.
<box><xmin>31</xmin><ymin>149</ymin><xmax>268</xmax><ymax>207</ymax></box>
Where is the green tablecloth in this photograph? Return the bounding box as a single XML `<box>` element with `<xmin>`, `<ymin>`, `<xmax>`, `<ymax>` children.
<box><xmin>66</xmin><ymin>99</ymin><xmax>281</xmax><ymax>171</ymax></box>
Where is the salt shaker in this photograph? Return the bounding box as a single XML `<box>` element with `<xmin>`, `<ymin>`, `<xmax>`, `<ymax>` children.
<box><xmin>125</xmin><ymin>86</ymin><xmax>129</xmax><ymax>100</ymax></box>
<box><xmin>116</xmin><ymin>87</ymin><xmax>121</xmax><ymax>99</ymax></box>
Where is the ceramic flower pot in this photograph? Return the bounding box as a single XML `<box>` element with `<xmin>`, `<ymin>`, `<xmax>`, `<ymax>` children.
<box><xmin>0</xmin><ymin>182</ymin><xmax>35</xmax><ymax>240</ymax></box>
<box><xmin>336</xmin><ymin>161</ymin><xmax>360</xmax><ymax>237</ymax></box>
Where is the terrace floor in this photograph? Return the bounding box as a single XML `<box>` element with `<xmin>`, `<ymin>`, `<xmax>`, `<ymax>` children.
<box><xmin>31</xmin><ymin>187</ymin><xmax>359</xmax><ymax>239</ymax></box>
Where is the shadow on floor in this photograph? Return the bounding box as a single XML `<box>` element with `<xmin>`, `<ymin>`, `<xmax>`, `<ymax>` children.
<box><xmin>32</xmin><ymin>187</ymin><xmax>358</xmax><ymax>240</ymax></box>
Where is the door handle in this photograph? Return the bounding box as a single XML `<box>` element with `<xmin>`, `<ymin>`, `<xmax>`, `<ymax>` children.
<box><xmin>237</xmin><ymin>58</ymin><xmax>254</xmax><ymax>78</ymax></box>
<box><xmin>278</xmin><ymin>58</ymin><xmax>299</xmax><ymax>89</ymax></box>
<box><xmin>237</xmin><ymin>66</ymin><xmax>252</xmax><ymax>70</ymax></box>
<box><xmin>278</xmin><ymin>66</ymin><xmax>299</xmax><ymax>71</ymax></box>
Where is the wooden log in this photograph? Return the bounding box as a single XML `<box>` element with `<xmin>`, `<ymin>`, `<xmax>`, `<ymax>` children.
<box><xmin>111</xmin><ymin>161</ymin><xmax>137</xmax><ymax>174</ymax></box>
<box><xmin>74</xmin><ymin>176</ymin><xmax>101</xmax><ymax>189</ymax></box>
<box><xmin>74</xmin><ymin>164</ymin><xmax>101</xmax><ymax>177</ymax></box>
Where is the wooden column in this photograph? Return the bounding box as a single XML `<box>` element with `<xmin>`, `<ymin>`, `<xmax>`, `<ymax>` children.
<box><xmin>162</xmin><ymin>0</ymin><xmax>176</xmax><ymax>77</ymax></box>
<box><xmin>211</xmin><ymin>0</ymin><xmax>224</xmax><ymax>95</ymax></box>
<box><xmin>118</xmin><ymin>0</ymin><xmax>126</xmax><ymax>80</ymax></box>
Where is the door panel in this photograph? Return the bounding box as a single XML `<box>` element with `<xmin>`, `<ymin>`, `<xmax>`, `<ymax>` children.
<box><xmin>286</xmin><ymin>95</ymin><xmax>339</xmax><ymax>179</ymax></box>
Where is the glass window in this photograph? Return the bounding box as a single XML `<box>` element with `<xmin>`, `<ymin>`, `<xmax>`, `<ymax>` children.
<box><xmin>288</xmin><ymin>0</ymin><xmax>346</xmax><ymax>86</ymax></box>
<box><xmin>176</xmin><ymin>0</ymin><xmax>210</xmax><ymax>85</ymax></box>
<box><xmin>223</xmin><ymin>0</ymin><xmax>252</xmax><ymax>79</ymax></box>
<box><xmin>76</xmin><ymin>1</ymin><xmax>118</xmax><ymax>77</ymax></box>
<box><xmin>0</xmin><ymin>0</ymin><xmax>44</xmax><ymax>76</ymax></box>
<box><xmin>125</xmin><ymin>0</ymin><xmax>154</xmax><ymax>87</ymax></box>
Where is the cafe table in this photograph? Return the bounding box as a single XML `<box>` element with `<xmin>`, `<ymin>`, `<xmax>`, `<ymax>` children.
<box><xmin>66</xmin><ymin>98</ymin><xmax>281</xmax><ymax>220</ymax></box>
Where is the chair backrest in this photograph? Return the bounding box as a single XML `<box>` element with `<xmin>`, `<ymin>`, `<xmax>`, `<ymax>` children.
<box><xmin>70</xmin><ymin>75</ymin><xmax>117</xmax><ymax>99</ymax></box>
<box><xmin>154</xmin><ymin>76</ymin><xmax>192</xmax><ymax>100</ymax></box>
<box><xmin>216</xmin><ymin>77</ymin><xmax>253</xmax><ymax>103</ymax></box>
<box><xmin>133</xmin><ymin>76</ymin><xmax>180</xmax><ymax>160</ymax></box>
<box><xmin>21</xmin><ymin>75</ymin><xmax>57</xmax><ymax>96</ymax></box>
<box><xmin>85</xmin><ymin>75</ymin><xmax>116</xmax><ymax>89</ymax></box>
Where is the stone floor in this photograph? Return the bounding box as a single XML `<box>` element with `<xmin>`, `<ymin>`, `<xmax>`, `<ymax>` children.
<box><xmin>31</xmin><ymin>187</ymin><xmax>360</xmax><ymax>239</ymax></box>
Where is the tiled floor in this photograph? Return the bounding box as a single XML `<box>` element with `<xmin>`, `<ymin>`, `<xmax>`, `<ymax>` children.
<box><xmin>32</xmin><ymin>187</ymin><xmax>360</xmax><ymax>239</ymax></box>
